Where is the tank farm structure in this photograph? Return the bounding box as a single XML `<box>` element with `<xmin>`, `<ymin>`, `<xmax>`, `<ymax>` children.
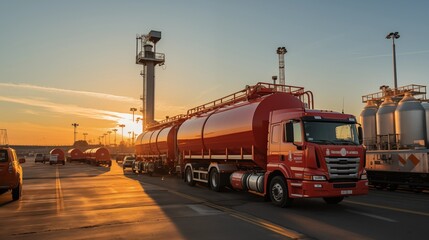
<box><xmin>133</xmin><ymin>31</ymin><xmax>368</xmax><ymax>207</ymax></box>
<box><xmin>360</xmin><ymin>84</ymin><xmax>429</xmax><ymax>191</ymax></box>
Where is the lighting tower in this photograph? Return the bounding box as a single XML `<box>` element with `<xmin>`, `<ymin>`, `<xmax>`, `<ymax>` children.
<box><xmin>107</xmin><ymin>131</ymin><xmax>112</xmax><ymax>146</ymax></box>
<box><xmin>386</xmin><ymin>32</ymin><xmax>400</xmax><ymax>91</ymax></box>
<box><xmin>276</xmin><ymin>47</ymin><xmax>287</xmax><ymax>86</ymax></box>
<box><xmin>130</xmin><ymin>107</ymin><xmax>137</xmax><ymax>145</ymax></box>
<box><xmin>71</xmin><ymin>123</ymin><xmax>79</xmax><ymax>144</ymax></box>
<box><xmin>118</xmin><ymin>124</ymin><xmax>125</xmax><ymax>143</ymax></box>
<box><xmin>136</xmin><ymin>30</ymin><xmax>165</xmax><ymax>130</ymax></box>
<box><xmin>112</xmin><ymin>129</ymin><xmax>118</xmax><ymax>146</ymax></box>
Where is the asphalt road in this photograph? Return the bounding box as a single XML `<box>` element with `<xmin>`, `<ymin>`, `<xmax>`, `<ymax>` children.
<box><xmin>1</xmin><ymin>159</ymin><xmax>428</xmax><ymax>240</ymax></box>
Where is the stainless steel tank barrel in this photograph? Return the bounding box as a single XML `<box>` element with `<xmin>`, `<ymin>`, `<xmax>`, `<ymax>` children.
<box><xmin>395</xmin><ymin>93</ymin><xmax>426</xmax><ymax>148</ymax></box>
<box><xmin>360</xmin><ymin>100</ymin><xmax>378</xmax><ymax>149</ymax></box>
<box><xmin>376</xmin><ymin>97</ymin><xmax>397</xmax><ymax>149</ymax></box>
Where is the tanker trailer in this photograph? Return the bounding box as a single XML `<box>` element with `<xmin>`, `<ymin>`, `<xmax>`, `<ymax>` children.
<box><xmin>87</xmin><ymin>147</ymin><xmax>111</xmax><ymax>167</ymax></box>
<box><xmin>67</xmin><ymin>148</ymin><xmax>85</xmax><ymax>163</ymax></box>
<box><xmin>49</xmin><ymin>148</ymin><xmax>65</xmax><ymax>165</ymax></box>
<box><xmin>136</xmin><ymin>83</ymin><xmax>368</xmax><ymax>207</ymax></box>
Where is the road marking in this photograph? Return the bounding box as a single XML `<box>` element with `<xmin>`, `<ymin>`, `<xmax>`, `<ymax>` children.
<box><xmin>346</xmin><ymin>209</ymin><xmax>397</xmax><ymax>222</ymax></box>
<box><xmin>170</xmin><ymin>190</ymin><xmax>306</xmax><ymax>240</ymax></box>
<box><xmin>345</xmin><ymin>200</ymin><xmax>429</xmax><ymax>217</ymax></box>
<box><xmin>55</xmin><ymin>166</ymin><xmax>64</xmax><ymax>214</ymax></box>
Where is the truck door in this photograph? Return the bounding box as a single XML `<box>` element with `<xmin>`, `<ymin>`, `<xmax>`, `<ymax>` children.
<box><xmin>268</xmin><ymin>123</ymin><xmax>281</xmax><ymax>158</ymax></box>
<box><xmin>280</xmin><ymin>120</ymin><xmax>305</xmax><ymax>178</ymax></box>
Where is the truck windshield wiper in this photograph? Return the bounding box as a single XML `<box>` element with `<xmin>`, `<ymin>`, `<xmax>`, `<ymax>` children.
<box><xmin>332</xmin><ymin>139</ymin><xmax>358</xmax><ymax>145</ymax></box>
<box><xmin>310</xmin><ymin>139</ymin><xmax>337</xmax><ymax>145</ymax></box>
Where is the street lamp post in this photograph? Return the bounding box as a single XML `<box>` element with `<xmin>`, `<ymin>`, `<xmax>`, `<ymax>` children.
<box><xmin>112</xmin><ymin>129</ymin><xmax>118</xmax><ymax>146</ymax></box>
<box><xmin>128</xmin><ymin>131</ymin><xmax>132</xmax><ymax>146</ymax></box>
<box><xmin>107</xmin><ymin>131</ymin><xmax>112</xmax><ymax>146</ymax></box>
<box><xmin>83</xmin><ymin>133</ymin><xmax>88</xmax><ymax>141</ymax></box>
<box><xmin>386</xmin><ymin>32</ymin><xmax>400</xmax><ymax>91</ymax></box>
<box><xmin>118</xmin><ymin>124</ymin><xmax>125</xmax><ymax>144</ymax></box>
<box><xmin>130</xmin><ymin>107</ymin><xmax>137</xmax><ymax>145</ymax></box>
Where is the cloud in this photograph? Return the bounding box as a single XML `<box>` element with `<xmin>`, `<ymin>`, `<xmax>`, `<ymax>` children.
<box><xmin>0</xmin><ymin>83</ymin><xmax>140</xmax><ymax>104</ymax></box>
<box><xmin>0</xmin><ymin>96</ymin><xmax>130</xmax><ymax>122</ymax></box>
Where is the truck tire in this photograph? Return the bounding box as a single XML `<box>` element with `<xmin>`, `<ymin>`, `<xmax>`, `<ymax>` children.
<box><xmin>209</xmin><ymin>168</ymin><xmax>222</xmax><ymax>192</ymax></box>
<box><xmin>323</xmin><ymin>196</ymin><xmax>344</xmax><ymax>204</ymax></box>
<box><xmin>12</xmin><ymin>183</ymin><xmax>21</xmax><ymax>201</ymax></box>
<box><xmin>185</xmin><ymin>167</ymin><xmax>196</xmax><ymax>186</ymax></box>
<box><xmin>269</xmin><ymin>176</ymin><xmax>293</xmax><ymax>208</ymax></box>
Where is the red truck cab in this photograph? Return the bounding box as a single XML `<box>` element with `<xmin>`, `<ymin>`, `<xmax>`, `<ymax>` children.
<box><xmin>0</xmin><ymin>147</ymin><xmax>24</xmax><ymax>201</ymax></box>
<box><xmin>266</xmin><ymin>109</ymin><xmax>368</xmax><ymax>206</ymax></box>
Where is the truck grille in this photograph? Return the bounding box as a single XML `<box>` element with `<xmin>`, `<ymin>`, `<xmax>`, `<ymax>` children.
<box><xmin>325</xmin><ymin>157</ymin><xmax>360</xmax><ymax>180</ymax></box>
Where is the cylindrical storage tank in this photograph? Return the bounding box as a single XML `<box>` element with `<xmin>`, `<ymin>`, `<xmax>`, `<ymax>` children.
<box><xmin>141</xmin><ymin>131</ymin><xmax>156</xmax><ymax>155</ymax></box>
<box><xmin>156</xmin><ymin>125</ymin><xmax>178</xmax><ymax>164</ymax></box>
<box><xmin>376</xmin><ymin>97</ymin><xmax>397</xmax><ymax>149</ymax></box>
<box><xmin>90</xmin><ymin>147</ymin><xmax>111</xmax><ymax>162</ymax></box>
<box><xmin>360</xmin><ymin>100</ymin><xmax>378</xmax><ymax>148</ymax></box>
<box><xmin>177</xmin><ymin>92</ymin><xmax>304</xmax><ymax>168</ymax></box>
<box><xmin>67</xmin><ymin>148</ymin><xmax>84</xmax><ymax>160</ymax></box>
<box><xmin>230</xmin><ymin>171</ymin><xmax>251</xmax><ymax>191</ymax></box>
<box><xmin>246</xmin><ymin>173</ymin><xmax>264</xmax><ymax>193</ymax></box>
<box><xmin>149</xmin><ymin>128</ymin><xmax>163</xmax><ymax>156</ymax></box>
<box><xmin>50</xmin><ymin>148</ymin><xmax>65</xmax><ymax>161</ymax></box>
<box><xmin>422</xmin><ymin>102</ymin><xmax>429</xmax><ymax>146</ymax></box>
<box><xmin>395</xmin><ymin>93</ymin><xmax>426</xmax><ymax>148</ymax></box>
<box><xmin>135</xmin><ymin>133</ymin><xmax>146</xmax><ymax>155</ymax></box>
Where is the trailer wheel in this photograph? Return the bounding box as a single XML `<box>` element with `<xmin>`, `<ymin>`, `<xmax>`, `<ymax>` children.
<box><xmin>12</xmin><ymin>183</ymin><xmax>22</xmax><ymax>201</ymax></box>
<box><xmin>323</xmin><ymin>196</ymin><xmax>344</xmax><ymax>204</ymax></box>
<box><xmin>209</xmin><ymin>168</ymin><xmax>222</xmax><ymax>192</ymax></box>
<box><xmin>185</xmin><ymin>167</ymin><xmax>196</xmax><ymax>186</ymax></box>
<box><xmin>269</xmin><ymin>176</ymin><xmax>293</xmax><ymax>208</ymax></box>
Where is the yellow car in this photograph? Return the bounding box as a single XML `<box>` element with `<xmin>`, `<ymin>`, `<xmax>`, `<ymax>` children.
<box><xmin>0</xmin><ymin>147</ymin><xmax>25</xmax><ymax>201</ymax></box>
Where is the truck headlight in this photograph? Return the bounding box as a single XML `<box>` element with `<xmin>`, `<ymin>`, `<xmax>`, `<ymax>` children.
<box><xmin>360</xmin><ymin>174</ymin><xmax>367</xmax><ymax>180</ymax></box>
<box><xmin>312</xmin><ymin>175</ymin><xmax>326</xmax><ymax>181</ymax></box>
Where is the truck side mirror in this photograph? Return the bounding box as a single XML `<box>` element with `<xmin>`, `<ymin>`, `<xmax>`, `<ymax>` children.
<box><xmin>285</xmin><ymin>122</ymin><xmax>294</xmax><ymax>143</ymax></box>
<box><xmin>358</xmin><ymin>126</ymin><xmax>363</xmax><ymax>145</ymax></box>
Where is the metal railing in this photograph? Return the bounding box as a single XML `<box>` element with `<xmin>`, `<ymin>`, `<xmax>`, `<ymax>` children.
<box><xmin>362</xmin><ymin>84</ymin><xmax>426</xmax><ymax>104</ymax></box>
<box><xmin>136</xmin><ymin>51</ymin><xmax>165</xmax><ymax>64</ymax></box>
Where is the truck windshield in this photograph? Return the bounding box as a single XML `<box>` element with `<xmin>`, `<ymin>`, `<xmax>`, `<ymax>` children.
<box><xmin>303</xmin><ymin>121</ymin><xmax>359</xmax><ymax>145</ymax></box>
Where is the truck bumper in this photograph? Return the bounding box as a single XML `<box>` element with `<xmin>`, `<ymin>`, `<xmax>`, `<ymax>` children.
<box><xmin>287</xmin><ymin>179</ymin><xmax>369</xmax><ymax>198</ymax></box>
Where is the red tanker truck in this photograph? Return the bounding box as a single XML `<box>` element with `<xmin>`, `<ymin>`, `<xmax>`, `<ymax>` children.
<box><xmin>49</xmin><ymin>148</ymin><xmax>65</xmax><ymax>165</ymax></box>
<box><xmin>135</xmin><ymin>82</ymin><xmax>368</xmax><ymax>207</ymax></box>
<box><xmin>85</xmin><ymin>147</ymin><xmax>112</xmax><ymax>167</ymax></box>
<box><xmin>67</xmin><ymin>148</ymin><xmax>85</xmax><ymax>163</ymax></box>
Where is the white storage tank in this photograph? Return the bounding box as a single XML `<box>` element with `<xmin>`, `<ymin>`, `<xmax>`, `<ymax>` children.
<box><xmin>395</xmin><ymin>93</ymin><xmax>426</xmax><ymax>148</ymax></box>
<box><xmin>360</xmin><ymin>100</ymin><xmax>378</xmax><ymax>148</ymax></box>
<box><xmin>376</xmin><ymin>96</ymin><xmax>397</xmax><ymax>148</ymax></box>
<box><xmin>422</xmin><ymin>102</ymin><xmax>429</xmax><ymax>147</ymax></box>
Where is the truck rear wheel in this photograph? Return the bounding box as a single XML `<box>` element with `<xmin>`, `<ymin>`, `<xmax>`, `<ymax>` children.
<box><xmin>209</xmin><ymin>168</ymin><xmax>222</xmax><ymax>192</ymax></box>
<box><xmin>185</xmin><ymin>167</ymin><xmax>196</xmax><ymax>186</ymax></box>
<box><xmin>269</xmin><ymin>176</ymin><xmax>293</xmax><ymax>208</ymax></box>
<box><xmin>323</xmin><ymin>196</ymin><xmax>344</xmax><ymax>204</ymax></box>
<box><xmin>12</xmin><ymin>183</ymin><xmax>21</xmax><ymax>201</ymax></box>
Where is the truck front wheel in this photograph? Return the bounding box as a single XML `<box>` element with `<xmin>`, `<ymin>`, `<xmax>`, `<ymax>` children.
<box><xmin>269</xmin><ymin>176</ymin><xmax>293</xmax><ymax>208</ymax></box>
<box><xmin>185</xmin><ymin>167</ymin><xmax>196</xmax><ymax>186</ymax></box>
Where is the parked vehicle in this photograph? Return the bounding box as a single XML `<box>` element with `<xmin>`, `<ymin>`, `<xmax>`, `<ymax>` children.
<box><xmin>0</xmin><ymin>146</ymin><xmax>25</xmax><ymax>201</ymax></box>
<box><xmin>49</xmin><ymin>148</ymin><xmax>65</xmax><ymax>165</ymax></box>
<box><xmin>135</xmin><ymin>83</ymin><xmax>369</xmax><ymax>207</ymax></box>
<box><xmin>85</xmin><ymin>147</ymin><xmax>112</xmax><ymax>167</ymax></box>
<box><xmin>67</xmin><ymin>148</ymin><xmax>85</xmax><ymax>163</ymax></box>
<box><xmin>34</xmin><ymin>153</ymin><xmax>48</xmax><ymax>164</ymax></box>
<box><xmin>122</xmin><ymin>156</ymin><xmax>136</xmax><ymax>172</ymax></box>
